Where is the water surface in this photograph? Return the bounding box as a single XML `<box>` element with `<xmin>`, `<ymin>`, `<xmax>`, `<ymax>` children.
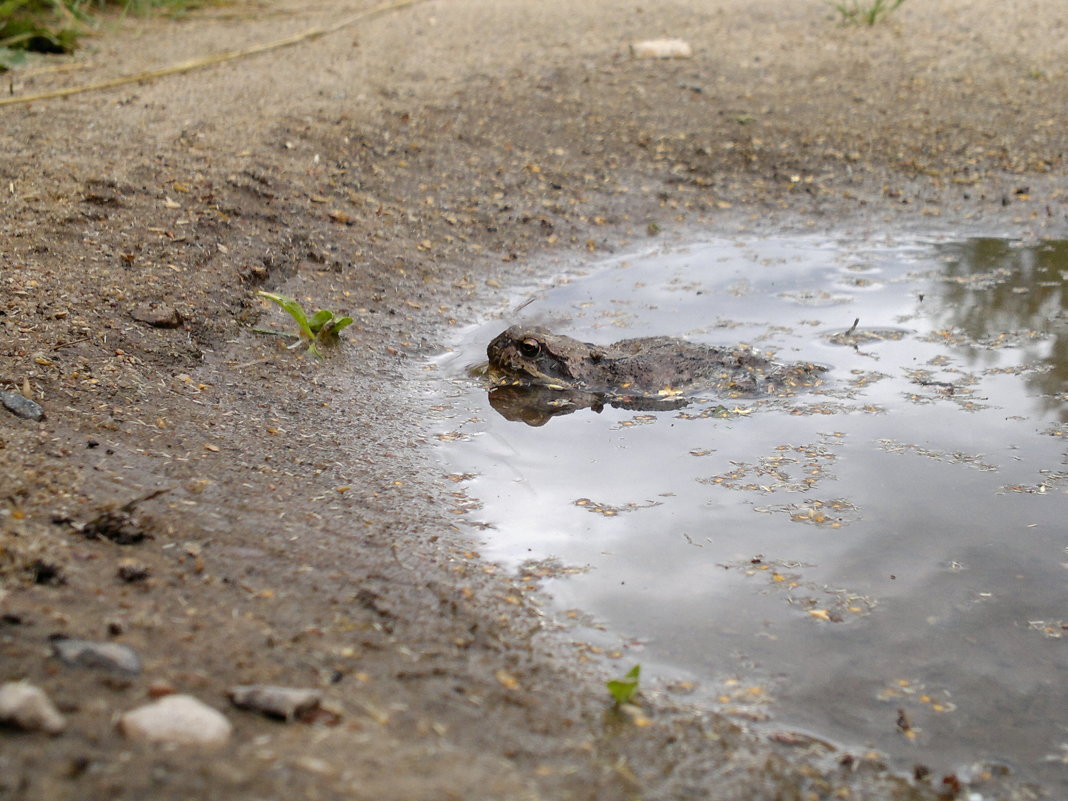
<box><xmin>436</xmin><ymin>235</ymin><xmax>1067</xmax><ymax>791</ymax></box>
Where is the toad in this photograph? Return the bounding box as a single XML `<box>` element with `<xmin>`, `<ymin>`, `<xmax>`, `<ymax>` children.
<box><xmin>487</xmin><ymin>326</ymin><xmax>823</xmax><ymax>398</ymax></box>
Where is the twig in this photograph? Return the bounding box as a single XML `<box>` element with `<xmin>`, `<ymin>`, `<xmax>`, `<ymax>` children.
<box><xmin>118</xmin><ymin>487</ymin><xmax>170</xmax><ymax>514</ymax></box>
<box><xmin>0</xmin><ymin>0</ymin><xmax>431</xmax><ymax>108</ymax></box>
<box><xmin>232</xmin><ymin>357</ymin><xmax>275</xmax><ymax>370</ymax></box>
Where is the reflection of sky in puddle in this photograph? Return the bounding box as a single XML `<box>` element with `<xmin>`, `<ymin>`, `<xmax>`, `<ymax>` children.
<box><xmin>436</xmin><ymin>235</ymin><xmax>1067</xmax><ymax>791</ymax></box>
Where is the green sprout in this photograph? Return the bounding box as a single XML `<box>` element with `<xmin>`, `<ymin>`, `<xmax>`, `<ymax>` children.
<box><xmin>606</xmin><ymin>664</ymin><xmax>641</xmax><ymax>706</ymax></box>
<box><xmin>256</xmin><ymin>291</ymin><xmax>353</xmax><ymax>358</ymax></box>
<box><xmin>830</xmin><ymin>0</ymin><xmax>905</xmax><ymax>25</ymax></box>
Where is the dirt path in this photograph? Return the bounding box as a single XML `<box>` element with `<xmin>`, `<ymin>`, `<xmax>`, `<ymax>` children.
<box><xmin>1</xmin><ymin>1</ymin><xmax>1065</xmax><ymax>798</ymax></box>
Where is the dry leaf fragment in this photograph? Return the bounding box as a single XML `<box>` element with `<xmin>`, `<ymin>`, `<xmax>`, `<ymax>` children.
<box><xmin>495</xmin><ymin>670</ymin><xmax>519</xmax><ymax>690</ymax></box>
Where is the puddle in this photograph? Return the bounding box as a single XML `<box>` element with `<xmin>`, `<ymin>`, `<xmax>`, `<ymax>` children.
<box><xmin>435</xmin><ymin>235</ymin><xmax>1067</xmax><ymax>791</ymax></box>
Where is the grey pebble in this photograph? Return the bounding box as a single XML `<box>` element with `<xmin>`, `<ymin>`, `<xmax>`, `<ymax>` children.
<box><xmin>0</xmin><ymin>391</ymin><xmax>45</xmax><ymax>421</ymax></box>
<box><xmin>0</xmin><ymin>681</ymin><xmax>66</xmax><ymax>735</ymax></box>
<box><xmin>50</xmin><ymin>637</ymin><xmax>142</xmax><ymax>675</ymax></box>
<box><xmin>228</xmin><ymin>685</ymin><xmax>322</xmax><ymax>721</ymax></box>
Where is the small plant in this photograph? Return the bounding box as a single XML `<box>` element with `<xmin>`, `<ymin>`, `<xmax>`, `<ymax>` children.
<box><xmin>0</xmin><ymin>0</ymin><xmax>208</xmax><ymax>71</ymax></box>
<box><xmin>830</xmin><ymin>0</ymin><xmax>905</xmax><ymax>25</ymax></box>
<box><xmin>256</xmin><ymin>291</ymin><xmax>353</xmax><ymax>358</ymax></box>
<box><xmin>606</xmin><ymin>664</ymin><xmax>641</xmax><ymax>706</ymax></box>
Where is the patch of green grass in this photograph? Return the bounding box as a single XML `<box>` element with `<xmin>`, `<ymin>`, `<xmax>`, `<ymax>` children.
<box><xmin>0</xmin><ymin>0</ymin><xmax>208</xmax><ymax>70</ymax></box>
<box><xmin>257</xmin><ymin>291</ymin><xmax>353</xmax><ymax>359</ymax></box>
<box><xmin>606</xmin><ymin>664</ymin><xmax>641</xmax><ymax>706</ymax></box>
<box><xmin>829</xmin><ymin>0</ymin><xmax>906</xmax><ymax>25</ymax></box>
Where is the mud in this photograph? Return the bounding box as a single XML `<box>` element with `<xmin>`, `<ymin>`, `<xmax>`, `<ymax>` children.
<box><xmin>1</xmin><ymin>0</ymin><xmax>1066</xmax><ymax>798</ymax></box>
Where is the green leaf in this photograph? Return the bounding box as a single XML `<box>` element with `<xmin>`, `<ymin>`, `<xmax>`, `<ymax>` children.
<box><xmin>0</xmin><ymin>0</ymin><xmax>34</xmax><ymax>18</ymax></box>
<box><xmin>316</xmin><ymin>315</ymin><xmax>353</xmax><ymax>341</ymax></box>
<box><xmin>0</xmin><ymin>45</ymin><xmax>27</xmax><ymax>71</ymax></box>
<box><xmin>257</xmin><ymin>292</ymin><xmax>351</xmax><ymax>358</ymax></box>
<box><xmin>606</xmin><ymin>664</ymin><xmax>641</xmax><ymax>706</ymax></box>
<box><xmin>257</xmin><ymin>291</ymin><xmax>313</xmax><ymax>340</ymax></box>
<box><xmin>307</xmin><ymin>308</ymin><xmax>334</xmax><ymax>334</ymax></box>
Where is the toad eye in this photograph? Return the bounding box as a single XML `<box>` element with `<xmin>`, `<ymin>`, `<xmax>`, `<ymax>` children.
<box><xmin>518</xmin><ymin>338</ymin><xmax>542</xmax><ymax>358</ymax></box>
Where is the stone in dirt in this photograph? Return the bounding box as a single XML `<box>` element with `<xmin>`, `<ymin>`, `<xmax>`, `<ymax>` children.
<box><xmin>0</xmin><ymin>682</ymin><xmax>67</xmax><ymax>735</ymax></box>
<box><xmin>118</xmin><ymin>694</ymin><xmax>232</xmax><ymax>747</ymax></box>
<box><xmin>228</xmin><ymin>685</ymin><xmax>323</xmax><ymax>721</ymax></box>
<box><xmin>131</xmin><ymin>303</ymin><xmax>183</xmax><ymax>328</ymax></box>
<box><xmin>0</xmin><ymin>391</ymin><xmax>45</xmax><ymax>422</ymax></box>
<box><xmin>50</xmin><ymin>637</ymin><xmax>142</xmax><ymax>675</ymax></box>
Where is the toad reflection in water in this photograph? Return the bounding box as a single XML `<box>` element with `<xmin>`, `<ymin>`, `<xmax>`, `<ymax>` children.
<box><xmin>482</xmin><ymin>326</ymin><xmax>826</xmax><ymax>425</ymax></box>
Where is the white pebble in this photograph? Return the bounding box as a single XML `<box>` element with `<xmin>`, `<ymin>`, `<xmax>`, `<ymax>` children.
<box><xmin>0</xmin><ymin>681</ymin><xmax>66</xmax><ymax>735</ymax></box>
<box><xmin>630</xmin><ymin>38</ymin><xmax>693</xmax><ymax>59</ymax></box>
<box><xmin>118</xmin><ymin>694</ymin><xmax>232</xmax><ymax>747</ymax></box>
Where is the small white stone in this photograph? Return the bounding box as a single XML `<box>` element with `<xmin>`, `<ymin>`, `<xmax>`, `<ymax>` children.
<box><xmin>630</xmin><ymin>38</ymin><xmax>693</xmax><ymax>59</ymax></box>
<box><xmin>0</xmin><ymin>681</ymin><xmax>67</xmax><ymax>735</ymax></box>
<box><xmin>118</xmin><ymin>694</ymin><xmax>232</xmax><ymax>747</ymax></box>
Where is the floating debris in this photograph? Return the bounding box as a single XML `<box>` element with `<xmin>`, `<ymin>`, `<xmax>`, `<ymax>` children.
<box><xmin>610</xmin><ymin>414</ymin><xmax>658</xmax><ymax>429</ymax></box>
<box><xmin>1001</xmin><ymin>470</ymin><xmax>1068</xmax><ymax>494</ymax></box>
<box><xmin>753</xmin><ymin>497</ymin><xmax>860</xmax><ymax>528</ymax></box>
<box><xmin>879</xmin><ymin>678</ymin><xmax>956</xmax><ymax>718</ymax></box>
<box><xmin>825</xmin><ymin>326</ymin><xmax>909</xmax><ymax>346</ymax></box>
<box><xmin>1027</xmin><ymin>620</ymin><xmax>1066</xmax><ymax>639</ymax></box>
<box><xmin>779</xmin><ymin>289</ymin><xmax>852</xmax><ymax>307</ymax></box>
<box><xmin>876</xmin><ymin>439</ymin><xmax>998</xmax><ymax>471</ymax></box>
<box><xmin>675</xmin><ymin>404</ymin><xmax>733</xmax><ymax>420</ymax></box>
<box><xmin>720</xmin><ymin>557</ymin><xmax>874</xmax><ymax>622</ymax></box>
<box><xmin>517</xmin><ymin>557</ymin><xmax>588</xmax><ymax>583</ymax></box>
<box><xmin>573</xmin><ymin>498</ymin><xmax>662</xmax><ymax>517</ymax></box>
<box><xmin>701</xmin><ymin>440</ymin><xmax>841</xmax><ymax>493</ymax></box>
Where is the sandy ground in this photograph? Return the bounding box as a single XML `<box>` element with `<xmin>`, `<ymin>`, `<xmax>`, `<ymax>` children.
<box><xmin>1</xmin><ymin>0</ymin><xmax>1066</xmax><ymax>798</ymax></box>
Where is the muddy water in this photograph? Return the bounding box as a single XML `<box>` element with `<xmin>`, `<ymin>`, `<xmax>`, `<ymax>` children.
<box><xmin>436</xmin><ymin>235</ymin><xmax>1067</xmax><ymax>791</ymax></box>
